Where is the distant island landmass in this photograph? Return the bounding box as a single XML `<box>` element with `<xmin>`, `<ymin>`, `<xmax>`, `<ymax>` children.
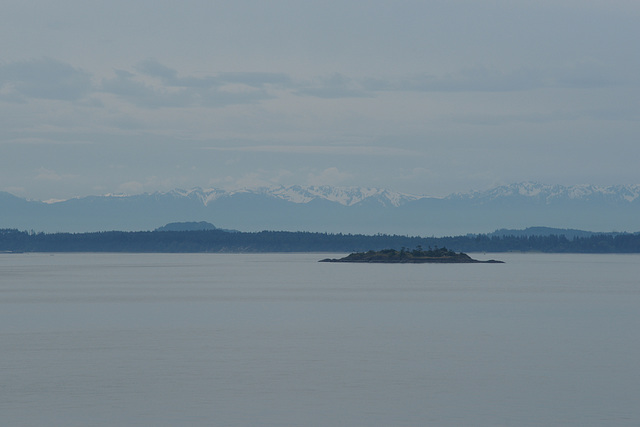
<box><xmin>1</xmin><ymin>226</ymin><xmax>640</xmax><ymax>254</ymax></box>
<box><xmin>320</xmin><ymin>247</ymin><xmax>504</xmax><ymax>263</ymax></box>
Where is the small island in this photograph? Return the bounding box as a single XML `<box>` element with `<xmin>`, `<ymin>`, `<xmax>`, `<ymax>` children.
<box><xmin>320</xmin><ymin>246</ymin><xmax>504</xmax><ymax>263</ymax></box>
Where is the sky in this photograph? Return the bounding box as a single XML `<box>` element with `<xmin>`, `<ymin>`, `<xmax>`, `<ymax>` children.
<box><xmin>1</xmin><ymin>0</ymin><xmax>639</xmax><ymax>201</ymax></box>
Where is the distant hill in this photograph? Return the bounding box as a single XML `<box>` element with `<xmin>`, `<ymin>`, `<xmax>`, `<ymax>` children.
<box><xmin>1</xmin><ymin>182</ymin><xmax>639</xmax><ymax>235</ymax></box>
<box><xmin>155</xmin><ymin>221</ymin><xmax>217</xmax><ymax>232</ymax></box>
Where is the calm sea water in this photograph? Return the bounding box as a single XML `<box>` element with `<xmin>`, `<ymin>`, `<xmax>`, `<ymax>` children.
<box><xmin>1</xmin><ymin>252</ymin><xmax>639</xmax><ymax>426</ymax></box>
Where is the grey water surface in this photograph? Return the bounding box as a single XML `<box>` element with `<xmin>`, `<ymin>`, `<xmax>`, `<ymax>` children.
<box><xmin>2</xmin><ymin>252</ymin><xmax>639</xmax><ymax>426</ymax></box>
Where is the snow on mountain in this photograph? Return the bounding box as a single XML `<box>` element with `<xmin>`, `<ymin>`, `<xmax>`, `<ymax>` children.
<box><xmin>449</xmin><ymin>182</ymin><xmax>640</xmax><ymax>203</ymax></box>
<box><xmin>265</xmin><ymin>185</ymin><xmax>422</xmax><ymax>207</ymax></box>
<box><xmin>148</xmin><ymin>185</ymin><xmax>425</xmax><ymax>207</ymax></box>
<box><xmin>165</xmin><ymin>188</ymin><xmax>230</xmax><ymax>205</ymax></box>
<box><xmin>41</xmin><ymin>182</ymin><xmax>640</xmax><ymax>207</ymax></box>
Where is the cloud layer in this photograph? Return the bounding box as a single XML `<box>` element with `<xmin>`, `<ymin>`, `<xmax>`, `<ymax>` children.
<box><xmin>1</xmin><ymin>1</ymin><xmax>640</xmax><ymax>201</ymax></box>
<box><xmin>2</xmin><ymin>57</ymin><xmax>630</xmax><ymax>108</ymax></box>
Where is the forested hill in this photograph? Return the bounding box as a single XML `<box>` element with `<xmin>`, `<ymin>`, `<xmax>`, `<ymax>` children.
<box><xmin>1</xmin><ymin>229</ymin><xmax>640</xmax><ymax>253</ymax></box>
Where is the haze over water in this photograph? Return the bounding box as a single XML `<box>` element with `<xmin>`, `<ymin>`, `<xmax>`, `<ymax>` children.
<box><xmin>2</xmin><ymin>252</ymin><xmax>640</xmax><ymax>426</ymax></box>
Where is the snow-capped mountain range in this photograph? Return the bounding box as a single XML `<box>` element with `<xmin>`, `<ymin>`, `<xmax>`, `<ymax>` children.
<box><xmin>449</xmin><ymin>182</ymin><xmax>640</xmax><ymax>203</ymax></box>
<box><xmin>2</xmin><ymin>182</ymin><xmax>639</xmax><ymax>235</ymax></box>
<box><xmin>152</xmin><ymin>185</ymin><xmax>423</xmax><ymax>208</ymax></box>
<box><xmin>103</xmin><ymin>182</ymin><xmax>640</xmax><ymax>207</ymax></box>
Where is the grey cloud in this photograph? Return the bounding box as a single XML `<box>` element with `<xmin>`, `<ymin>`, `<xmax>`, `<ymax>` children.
<box><xmin>172</xmin><ymin>76</ymin><xmax>221</xmax><ymax>88</ymax></box>
<box><xmin>452</xmin><ymin>103</ymin><xmax>640</xmax><ymax>127</ymax></box>
<box><xmin>554</xmin><ymin>61</ymin><xmax>620</xmax><ymax>89</ymax></box>
<box><xmin>2</xmin><ymin>57</ymin><xmax>625</xmax><ymax>114</ymax></box>
<box><xmin>135</xmin><ymin>60</ymin><xmax>220</xmax><ymax>88</ymax></box>
<box><xmin>452</xmin><ymin>111</ymin><xmax>580</xmax><ymax>126</ymax></box>
<box><xmin>200</xmin><ymin>87</ymin><xmax>274</xmax><ymax>108</ymax></box>
<box><xmin>217</xmin><ymin>72</ymin><xmax>292</xmax><ymax>88</ymax></box>
<box><xmin>364</xmin><ymin>68</ymin><xmax>542</xmax><ymax>93</ymax></box>
<box><xmin>0</xmin><ymin>58</ymin><xmax>92</xmax><ymax>101</ymax></box>
<box><xmin>135</xmin><ymin>59</ymin><xmax>178</xmax><ymax>81</ymax></box>
<box><xmin>101</xmin><ymin>68</ymin><xmax>273</xmax><ymax>108</ymax></box>
<box><xmin>364</xmin><ymin>63</ymin><xmax>622</xmax><ymax>93</ymax></box>
<box><xmin>204</xmin><ymin>144</ymin><xmax>417</xmax><ymax>157</ymax></box>
<box><xmin>101</xmin><ymin>70</ymin><xmax>192</xmax><ymax>108</ymax></box>
<box><xmin>296</xmin><ymin>73</ymin><xmax>372</xmax><ymax>99</ymax></box>
<box><xmin>135</xmin><ymin>60</ymin><xmax>291</xmax><ymax>90</ymax></box>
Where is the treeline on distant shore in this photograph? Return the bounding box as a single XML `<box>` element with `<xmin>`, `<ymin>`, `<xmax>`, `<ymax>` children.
<box><xmin>2</xmin><ymin>228</ymin><xmax>640</xmax><ymax>253</ymax></box>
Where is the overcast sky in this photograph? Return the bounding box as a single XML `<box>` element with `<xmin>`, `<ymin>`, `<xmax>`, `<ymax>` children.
<box><xmin>2</xmin><ymin>0</ymin><xmax>639</xmax><ymax>200</ymax></box>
